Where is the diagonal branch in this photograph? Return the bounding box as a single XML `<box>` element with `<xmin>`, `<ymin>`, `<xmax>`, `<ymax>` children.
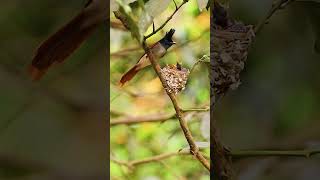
<box><xmin>254</xmin><ymin>0</ymin><xmax>294</xmax><ymax>33</ymax></box>
<box><xmin>142</xmin><ymin>42</ymin><xmax>210</xmax><ymax>171</ymax></box>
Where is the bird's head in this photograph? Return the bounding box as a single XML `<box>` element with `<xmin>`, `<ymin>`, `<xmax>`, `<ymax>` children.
<box><xmin>159</xmin><ymin>29</ymin><xmax>176</xmax><ymax>49</ymax></box>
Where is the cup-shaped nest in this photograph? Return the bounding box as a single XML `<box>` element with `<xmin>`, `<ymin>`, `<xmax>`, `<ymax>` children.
<box><xmin>161</xmin><ymin>64</ymin><xmax>190</xmax><ymax>94</ymax></box>
<box><xmin>212</xmin><ymin>21</ymin><xmax>255</xmax><ymax>97</ymax></box>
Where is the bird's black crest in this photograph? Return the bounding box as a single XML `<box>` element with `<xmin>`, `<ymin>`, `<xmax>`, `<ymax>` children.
<box><xmin>164</xmin><ymin>29</ymin><xmax>175</xmax><ymax>42</ymax></box>
<box><xmin>159</xmin><ymin>28</ymin><xmax>176</xmax><ymax>49</ymax></box>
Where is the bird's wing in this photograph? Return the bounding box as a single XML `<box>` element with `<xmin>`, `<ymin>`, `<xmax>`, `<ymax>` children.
<box><xmin>136</xmin><ymin>54</ymin><xmax>151</xmax><ymax>69</ymax></box>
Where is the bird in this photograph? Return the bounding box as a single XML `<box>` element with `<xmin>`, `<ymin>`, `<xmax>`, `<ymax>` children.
<box><xmin>119</xmin><ymin>28</ymin><xmax>176</xmax><ymax>86</ymax></box>
<box><xmin>28</xmin><ymin>0</ymin><xmax>108</xmax><ymax>81</ymax></box>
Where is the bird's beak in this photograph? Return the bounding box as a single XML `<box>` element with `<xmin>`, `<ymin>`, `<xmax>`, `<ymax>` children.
<box><xmin>172</xmin><ymin>41</ymin><xmax>176</xmax><ymax>44</ymax></box>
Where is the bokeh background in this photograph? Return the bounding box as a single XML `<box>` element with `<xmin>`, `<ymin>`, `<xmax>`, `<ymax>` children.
<box><xmin>214</xmin><ymin>0</ymin><xmax>320</xmax><ymax>179</ymax></box>
<box><xmin>0</xmin><ymin>1</ymin><xmax>107</xmax><ymax>179</ymax></box>
<box><xmin>110</xmin><ymin>0</ymin><xmax>210</xmax><ymax>179</ymax></box>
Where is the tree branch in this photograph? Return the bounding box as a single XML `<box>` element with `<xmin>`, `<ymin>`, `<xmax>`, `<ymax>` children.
<box><xmin>142</xmin><ymin>42</ymin><xmax>210</xmax><ymax>171</ymax></box>
<box><xmin>110</xmin><ymin>107</ymin><xmax>209</xmax><ymax>126</ymax></box>
<box><xmin>181</xmin><ymin>107</ymin><xmax>209</xmax><ymax>113</ymax></box>
<box><xmin>230</xmin><ymin>149</ymin><xmax>320</xmax><ymax>158</ymax></box>
<box><xmin>130</xmin><ymin>152</ymin><xmax>188</xmax><ymax>166</ymax></box>
<box><xmin>211</xmin><ymin>115</ymin><xmax>234</xmax><ymax>180</ymax></box>
<box><xmin>111</xmin><ymin>151</ymin><xmax>189</xmax><ymax>169</ymax></box>
<box><xmin>254</xmin><ymin>0</ymin><xmax>294</xmax><ymax>33</ymax></box>
<box><xmin>111</xmin><ymin>113</ymin><xmax>175</xmax><ymax>126</ymax></box>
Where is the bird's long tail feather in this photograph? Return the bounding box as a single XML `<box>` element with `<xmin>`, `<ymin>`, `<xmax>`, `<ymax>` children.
<box><xmin>28</xmin><ymin>11</ymin><xmax>98</xmax><ymax>81</ymax></box>
<box><xmin>119</xmin><ymin>65</ymin><xmax>140</xmax><ymax>86</ymax></box>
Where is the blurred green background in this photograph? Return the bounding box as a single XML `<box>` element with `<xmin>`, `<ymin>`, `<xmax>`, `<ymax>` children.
<box><xmin>215</xmin><ymin>0</ymin><xmax>320</xmax><ymax>179</ymax></box>
<box><xmin>0</xmin><ymin>0</ymin><xmax>107</xmax><ymax>179</ymax></box>
<box><xmin>110</xmin><ymin>0</ymin><xmax>210</xmax><ymax>179</ymax></box>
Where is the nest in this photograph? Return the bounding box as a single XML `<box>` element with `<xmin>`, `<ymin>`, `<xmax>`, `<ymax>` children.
<box><xmin>161</xmin><ymin>64</ymin><xmax>190</xmax><ymax>94</ymax></box>
<box><xmin>212</xmin><ymin>21</ymin><xmax>255</xmax><ymax>102</ymax></box>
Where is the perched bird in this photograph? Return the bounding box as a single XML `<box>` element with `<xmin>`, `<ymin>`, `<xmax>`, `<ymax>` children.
<box><xmin>28</xmin><ymin>0</ymin><xmax>108</xmax><ymax>81</ymax></box>
<box><xmin>119</xmin><ymin>29</ymin><xmax>176</xmax><ymax>86</ymax></box>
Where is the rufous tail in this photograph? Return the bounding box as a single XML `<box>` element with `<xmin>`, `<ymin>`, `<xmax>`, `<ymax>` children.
<box><xmin>28</xmin><ymin>11</ymin><xmax>98</xmax><ymax>81</ymax></box>
<box><xmin>119</xmin><ymin>65</ymin><xmax>140</xmax><ymax>86</ymax></box>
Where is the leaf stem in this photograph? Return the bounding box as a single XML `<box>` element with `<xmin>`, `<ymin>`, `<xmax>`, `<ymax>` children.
<box><xmin>254</xmin><ymin>0</ymin><xmax>294</xmax><ymax>34</ymax></box>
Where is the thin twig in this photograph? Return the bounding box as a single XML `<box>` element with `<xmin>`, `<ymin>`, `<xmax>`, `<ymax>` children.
<box><xmin>0</xmin><ymin>94</ymin><xmax>35</xmax><ymax>135</ymax></box>
<box><xmin>230</xmin><ymin>149</ymin><xmax>320</xmax><ymax>158</ymax></box>
<box><xmin>190</xmin><ymin>55</ymin><xmax>210</xmax><ymax>74</ymax></box>
<box><xmin>111</xmin><ymin>151</ymin><xmax>190</xmax><ymax>169</ymax></box>
<box><xmin>181</xmin><ymin>107</ymin><xmax>209</xmax><ymax>113</ymax></box>
<box><xmin>131</xmin><ymin>152</ymin><xmax>188</xmax><ymax>166</ymax></box>
<box><xmin>159</xmin><ymin>161</ymin><xmax>185</xmax><ymax>180</ymax></box>
<box><xmin>144</xmin><ymin>0</ymin><xmax>188</xmax><ymax>40</ymax></box>
<box><xmin>254</xmin><ymin>0</ymin><xmax>294</xmax><ymax>34</ymax></box>
<box><xmin>173</xmin><ymin>0</ymin><xmax>178</xmax><ymax>9</ymax></box>
<box><xmin>111</xmin><ymin>113</ymin><xmax>175</xmax><ymax>126</ymax></box>
<box><xmin>142</xmin><ymin>42</ymin><xmax>210</xmax><ymax>171</ymax></box>
<box><xmin>110</xmin><ymin>157</ymin><xmax>131</xmax><ymax>168</ymax></box>
<box><xmin>211</xmin><ymin>115</ymin><xmax>234</xmax><ymax>180</ymax></box>
<box><xmin>110</xmin><ymin>107</ymin><xmax>209</xmax><ymax>126</ymax></box>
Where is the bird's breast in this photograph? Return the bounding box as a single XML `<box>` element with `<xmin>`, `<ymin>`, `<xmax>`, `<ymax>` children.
<box><xmin>136</xmin><ymin>43</ymin><xmax>167</xmax><ymax>70</ymax></box>
<box><xmin>151</xmin><ymin>43</ymin><xmax>167</xmax><ymax>58</ymax></box>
